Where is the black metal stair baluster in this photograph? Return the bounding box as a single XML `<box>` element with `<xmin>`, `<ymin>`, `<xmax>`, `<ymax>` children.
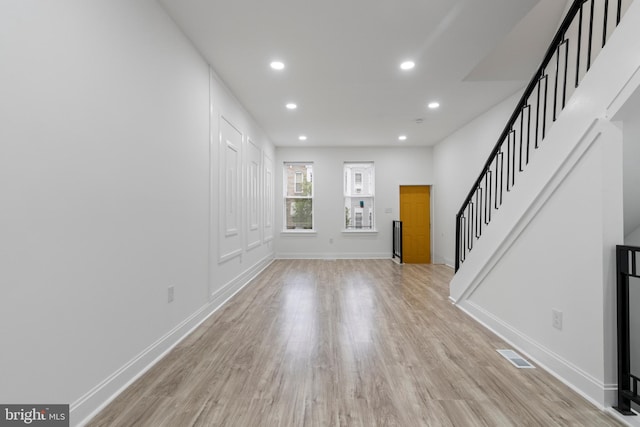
<box><xmin>525</xmin><ymin>105</ymin><xmax>532</xmax><ymax>165</ymax></box>
<box><xmin>576</xmin><ymin>2</ymin><xmax>583</xmax><ymax>88</ymax></box>
<box><xmin>554</xmin><ymin>45</ymin><xmax>561</xmax><ymax>121</ymax></box>
<box><xmin>484</xmin><ymin>172</ymin><xmax>490</xmax><ymax>225</ymax></box>
<box><xmin>617</xmin><ymin>0</ymin><xmax>622</xmax><ymax>24</ymax></box>
<box><xmin>494</xmin><ymin>154</ymin><xmax>500</xmax><ymax>210</ymax></box>
<box><xmin>519</xmin><ymin>110</ymin><xmax>524</xmax><ymax>172</ymax></box>
<box><xmin>587</xmin><ymin>0</ymin><xmax>595</xmax><ymax>70</ymax></box>
<box><xmin>562</xmin><ymin>39</ymin><xmax>569</xmax><ymax>109</ymax></box>
<box><xmin>603</xmin><ymin>0</ymin><xmax>609</xmax><ymax>47</ymax></box>
<box><xmin>499</xmin><ymin>151</ymin><xmax>504</xmax><ymax>206</ymax></box>
<box><xmin>463</xmin><ymin>215</ymin><xmax>467</xmax><ymax>262</ymax></box>
<box><xmin>536</xmin><ymin>77</ymin><xmax>542</xmax><ymax>148</ymax></box>
<box><xmin>510</xmin><ymin>130</ymin><xmax>516</xmax><ymax>188</ymax></box>
<box><xmin>457</xmin><ymin>216</ymin><xmax>461</xmax><ymax>266</ymax></box>
<box><xmin>460</xmin><ymin>215</ymin><xmax>466</xmax><ymax>264</ymax></box>
<box><xmin>542</xmin><ymin>74</ymin><xmax>549</xmax><ymax>139</ymax></box>
<box><xmin>467</xmin><ymin>202</ymin><xmax>474</xmax><ymax>251</ymax></box>
<box><xmin>518</xmin><ymin>105</ymin><xmax>529</xmax><ymax>172</ymax></box>
<box><xmin>506</xmin><ymin>134</ymin><xmax>511</xmax><ymax>192</ymax></box>
<box><xmin>476</xmin><ymin>188</ymin><xmax>482</xmax><ymax>239</ymax></box>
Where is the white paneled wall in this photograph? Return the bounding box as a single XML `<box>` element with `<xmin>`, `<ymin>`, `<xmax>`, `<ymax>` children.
<box><xmin>208</xmin><ymin>70</ymin><xmax>276</xmax><ymax>303</ymax></box>
<box><xmin>246</xmin><ymin>139</ymin><xmax>263</xmax><ymax>251</ymax></box>
<box><xmin>264</xmin><ymin>153</ymin><xmax>275</xmax><ymax>243</ymax></box>
<box><xmin>218</xmin><ymin>117</ymin><xmax>243</xmax><ymax>263</ymax></box>
<box><xmin>216</xmin><ymin>115</ymin><xmax>274</xmax><ymax>262</ymax></box>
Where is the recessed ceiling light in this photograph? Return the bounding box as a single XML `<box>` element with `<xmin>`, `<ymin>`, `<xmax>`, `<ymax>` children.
<box><xmin>400</xmin><ymin>61</ymin><xmax>415</xmax><ymax>70</ymax></box>
<box><xmin>428</xmin><ymin>102</ymin><xmax>440</xmax><ymax>109</ymax></box>
<box><xmin>398</xmin><ymin>135</ymin><xmax>407</xmax><ymax>141</ymax></box>
<box><xmin>286</xmin><ymin>103</ymin><xmax>297</xmax><ymax>110</ymax></box>
<box><xmin>270</xmin><ymin>61</ymin><xmax>285</xmax><ymax>70</ymax></box>
<box><xmin>299</xmin><ymin>135</ymin><xmax>307</xmax><ymax>141</ymax></box>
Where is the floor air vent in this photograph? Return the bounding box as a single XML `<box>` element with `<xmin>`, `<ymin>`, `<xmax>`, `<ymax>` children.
<box><xmin>496</xmin><ymin>349</ymin><xmax>535</xmax><ymax>369</ymax></box>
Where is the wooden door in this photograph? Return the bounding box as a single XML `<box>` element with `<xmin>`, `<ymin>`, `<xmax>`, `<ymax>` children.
<box><xmin>400</xmin><ymin>186</ymin><xmax>431</xmax><ymax>264</ymax></box>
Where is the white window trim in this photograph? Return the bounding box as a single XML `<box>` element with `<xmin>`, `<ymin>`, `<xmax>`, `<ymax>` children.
<box><xmin>341</xmin><ymin>230</ymin><xmax>378</xmax><ymax>235</ymax></box>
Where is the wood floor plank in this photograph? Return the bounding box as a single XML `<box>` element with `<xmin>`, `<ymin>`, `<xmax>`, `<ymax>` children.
<box><xmin>88</xmin><ymin>260</ymin><xmax>623</xmax><ymax>426</ymax></box>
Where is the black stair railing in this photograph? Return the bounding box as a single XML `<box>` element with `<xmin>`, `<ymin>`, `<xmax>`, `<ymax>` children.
<box><xmin>392</xmin><ymin>220</ymin><xmax>403</xmax><ymax>264</ymax></box>
<box><xmin>455</xmin><ymin>0</ymin><xmax>630</xmax><ymax>272</ymax></box>
<box><xmin>616</xmin><ymin>245</ymin><xmax>640</xmax><ymax>416</ymax></box>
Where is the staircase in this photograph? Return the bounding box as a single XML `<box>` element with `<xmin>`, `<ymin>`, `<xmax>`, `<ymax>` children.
<box><xmin>455</xmin><ymin>0</ymin><xmax>632</xmax><ymax>272</ymax></box>
<box><xmin>450</xmin><ymin>0</ymin><xmax>640</xmax><ymax>412</ymax></box>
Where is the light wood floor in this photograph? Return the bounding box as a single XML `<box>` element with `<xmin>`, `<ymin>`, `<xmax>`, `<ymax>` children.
<box><xmin>89</xmin><ymin>260</ymin><xmax>622</xmax><ymax>426</ymax></box>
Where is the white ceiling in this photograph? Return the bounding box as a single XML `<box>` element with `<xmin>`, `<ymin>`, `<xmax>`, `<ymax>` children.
<box><xmin>159</xmin><ymin>0</ymin><xmax>569</xmax><ymax>147</ymax></box>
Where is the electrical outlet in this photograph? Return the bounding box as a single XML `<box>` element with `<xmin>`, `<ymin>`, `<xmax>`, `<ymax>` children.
<box><xmin>552</xmin><ymin>309</ymin><xmax>563</xmax><ymax>330</ymax></box>
<box><xmin>168</xmin><ymin>286</ymin><xmax>175</xmax><ymax>303</ymax></box>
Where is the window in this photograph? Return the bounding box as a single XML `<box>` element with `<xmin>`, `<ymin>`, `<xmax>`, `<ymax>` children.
<box><xmin>355</xmin><ymin>172</ymin><xmax>362</xmax><ymax>193</ymax></box>
<box><xmin>284</xmin><ymin>162</ymin><xmax>313</xmax><ymax>230</ymax></box>
<box><xmin>344</xmin><ymin>162</ymin><xmax>375</xmax><ymax>230</ymax></box>
<box><xmin>294</xmin><ymin>171</ymin><xmax>303</xmax><ymax>193</ymax></box>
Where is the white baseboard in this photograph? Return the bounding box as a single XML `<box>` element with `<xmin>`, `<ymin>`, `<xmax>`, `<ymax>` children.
<box><xmin>275</xmin><ymin>252</ymin><xmax>390</xmax><ymax>260</ymax></box>
<box><xmin>72</xmin><ymin>255</ymin><xmax>274</xmax><ymax>426</ymax></box>
<box><xmin>457</xmin><ymin>299</ymin><xmax>612</xmax><ymax>410</ymax></box>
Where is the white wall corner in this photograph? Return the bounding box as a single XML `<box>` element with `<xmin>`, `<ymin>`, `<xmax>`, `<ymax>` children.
<box><xmin>607</xmin><ymin>65</ymin><xmax>640</xmax><ymax>119</ymax></box>
<box><xmin>600</xmin><ymin>122</ymin><xmax>625</xmax><ymax>407</ymax></box>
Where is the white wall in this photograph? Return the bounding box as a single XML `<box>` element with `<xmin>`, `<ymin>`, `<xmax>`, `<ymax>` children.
<box><xmin>275</xmin><ymin>146</ymin><xmax>432</xmax><ymax>259</ymax></box>
<box><xmin>0</xmin><ymin>1</ymin><xmax>274</xmax><ymax>425</ymax></box>
<box><xmin>622</xmin><ymin>106</ymin><xmax>640</xmax><ymax>238</ymax></box>
<box><xmin>432</xmin><ymin>93</ymin><xmax>521</xmax><ymax>266</ymax></box>
<box><xmin>627</xmin><ymin>226</ymin><xmax>640</xmax><ymax>246</ymax></box>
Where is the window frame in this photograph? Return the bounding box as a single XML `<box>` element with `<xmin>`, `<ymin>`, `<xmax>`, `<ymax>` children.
<box><xmin>343</xmin><ymin>162</ymin><xmax>376</xmax><ymax>232</ymax></box>
<box><xmin>283</xmin><ymin>162</ymin><xmax>314</xmax><ymax>232</ymax></box>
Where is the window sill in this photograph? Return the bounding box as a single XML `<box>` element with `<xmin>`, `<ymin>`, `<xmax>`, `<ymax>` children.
<box><xmin>281</xmin><ymin>230</ymin><xmax>317</xmax><ymax>236</ymax></box>
<box><xmin>342</xmin><ymin>229</ymin><xmax>378</xmax><ymax>235</ymax></box>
